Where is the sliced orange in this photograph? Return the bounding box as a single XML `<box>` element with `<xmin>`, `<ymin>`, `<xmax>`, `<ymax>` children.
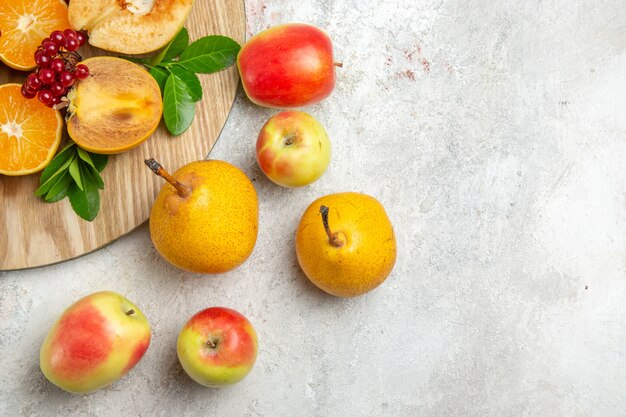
<box><xmin>0</xmin><ymin>84</ymin><xmax>63</xmax><ymax>175</ymax></box>
<box><xmin>0</xmin><ymin>0</ymin><xmax>71</xmax><ymax>70</ymax></box>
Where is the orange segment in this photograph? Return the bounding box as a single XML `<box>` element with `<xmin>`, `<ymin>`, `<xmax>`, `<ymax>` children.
<box><xmin>0</xmin><ymin>83</ymin><xmax>63</xmax><ymax>176</ymax></box>
<box><xmin>0</xmin><ymin>0</ymin><xmax>71</xmax><ymax>70</ymax></box>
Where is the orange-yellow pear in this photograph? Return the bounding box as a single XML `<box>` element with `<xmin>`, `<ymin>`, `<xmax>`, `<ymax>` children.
<box><xmin>295</xmin><ymin>192</ymin><xmax>397</xmax><ymax>297</ymax></box>
<box><xmin>146</xmin><ymin>159</ymin><xmax>258</xmax><ymax>274</ymax></box>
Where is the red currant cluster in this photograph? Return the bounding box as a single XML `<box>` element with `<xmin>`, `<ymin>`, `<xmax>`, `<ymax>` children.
<box><xmin>21</xmin><ymin>29</ymin><xmax>90</xmax><ymax>108</ymax></box>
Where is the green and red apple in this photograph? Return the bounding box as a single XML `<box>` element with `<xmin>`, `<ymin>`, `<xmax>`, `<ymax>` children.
<box><xmin>237</xmin><ymin>23</ymin><xmax>337</xmax><ymax>108</ymax></box>
<box><xmin>256</xmin><ymin>111</ymin><xmax>331</xmax><ymax>187</ymax></box>
<box><xmin>40</xmin><ymin>291</ymin><xmax>151</xmax><ymax>394</ymax></box>
<box><xmin>177</xmin><ymin>307</ymin><xmax>258</xmax><ymax>387</ymax></box>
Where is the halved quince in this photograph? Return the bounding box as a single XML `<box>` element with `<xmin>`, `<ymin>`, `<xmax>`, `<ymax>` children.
<box><xmin>68</xmin><ymin>0</ymin><xmax>194</xmax><ymax>54</ymax></box>
<box><xmin>67</xmin><ymin>57</ymin><xmax>162</xmax><ymax>154</ymax></box>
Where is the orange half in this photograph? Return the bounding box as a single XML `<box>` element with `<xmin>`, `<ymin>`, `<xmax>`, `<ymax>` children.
<box><xmin>0</xmin><ymin>84</ymin><xmax>63</xmax><ymax>175</ymax></box>
<box><xmin>0</xmin><ymin>0</ymin><xmax>71</xmax><ymax>70</ymax></box>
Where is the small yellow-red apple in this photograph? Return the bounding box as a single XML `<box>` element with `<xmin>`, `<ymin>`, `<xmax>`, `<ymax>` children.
<box><xmin>39</xmin><ymin>291</ymin><xmax>151</xmax><ymax>394</ymax></box>
<box><xmin>256</xmin><ymin>111</ymin><xmax>331</xmax><ymax>187</ymax></box>
<box><xmin>177</xmin><ymin>307</ymin><xmax>258</xmax><ymax>387</ymax></box>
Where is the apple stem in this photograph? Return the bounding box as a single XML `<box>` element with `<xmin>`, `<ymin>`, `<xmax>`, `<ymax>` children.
<box><xmin>334</xmin><ymin>62</ymin><xmax>343</xmax><ymax>68</ymax></box>
<box><xmin>144</xmin><ymin>158</ymin><xmax>192</xmax><ymax>198</ymax></box>
<box><xmin>125</xmin><ymin>309</ymin><xmax>135</xmax><ymax>316</ymax></box>
<box><xmin>206</xmin><ymin>339</ymin><xmax>217</xmax><ymax>349</ymax></box>
<box><xmin>320</xmin><ymin>205</ymin><xmax>344</xmax><ymax>248</ymax></box>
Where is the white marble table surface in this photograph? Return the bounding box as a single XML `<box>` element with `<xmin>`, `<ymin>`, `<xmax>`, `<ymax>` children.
<box><xmin>1</xmin><ymin>1</ymin><xmax>625</xmax><ymax>416</ymax></box>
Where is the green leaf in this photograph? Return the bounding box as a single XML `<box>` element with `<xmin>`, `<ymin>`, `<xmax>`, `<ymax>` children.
<box><xmin>35</xmin><ymin>143</ymin><xmax>107</xmax><ymax>220</ymax></box>
<box><xmin>76</xmin><ymin>148</ymin><xmax>105</xmax><ymax>189</ymax></box>
<box><xmin>169</xmin><ymin>66</ymin><xmax>202</xmax><ymax>101</ymax></box>
<box><xmin>177</xmin><ymin>35</ymin><xmax>240</xmax><ymax>74</ymax></box>
<box><xmin>150</xmin><ymin>66</ymin><xmax>170</xmax><ymax>95</ymax></box>
<box><xmin>151</xmin><ymin>27</ymin><xmax>189</xmax><ymax>66</ymax></box>
<box><xmin>84</xmin><ymin>163</ymin><xmax>105</xmax><ymax>190</ymax></box>
<box><xmin>76</xmin><ymin>147</ymin><xmax>96</xmax><ymax>169</ymax></box>
<box><xmin>35</xmin><ymin>154</ymin><xmax>75</xmax><ymax>197</ymax></box>
<box><xmin>44</xmin><ymin>171</ymin><xmax>73</xmax><ymax>202</ymax></box>
<box><xmin>39</xmin><ymin>143</ymin><xmax>75</xmax><ymax>185</ymax></box>
<box><xmin>164</xmin><ymin>27</ymin><xmax>190</xmax><ymax>60</ymax></box>
<box><xmin>34</xmin><ymin>169</ymin><xmax>65</xmax><ymax>197</ymax></box>
<box><xmin>163</xmin><ymin>73</ymin><xmax>196</xmax><ymax>135</ymax></box>
<box><xmin>68</xmin><ymin>177</ymin><xmax>100</xmax><ymax>222</ymax></box>
<box><xmin>91</xmin><ymin>153</ymin><xmax>108</xmax><ymax>172</ymax></box>
<box><xmin>76</xmin><ymin>149</ymin><xmax>104</xmax><ymax>190</ymax></box>
<box><xmin>68</xmin><ymin>158</ymin><xmax>83</xmax><ymax>191</ymax></box>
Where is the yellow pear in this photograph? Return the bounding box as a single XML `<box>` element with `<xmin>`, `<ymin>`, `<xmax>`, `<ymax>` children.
<box><xmin>146</xmin><ymin>158</ymin><xmax>258</xmax><ymax>274</ymax></box>
<box><xmin>295</xmin><ymin>192</ymin><xmax>396</xmax><ymax>297</ymax></box>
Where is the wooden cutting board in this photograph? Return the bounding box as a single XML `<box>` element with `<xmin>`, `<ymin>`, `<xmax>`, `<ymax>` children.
<box><xmin>0</xmin><ymin>0</ymin><xmax>245</xmax><ymax>270</ymax></box>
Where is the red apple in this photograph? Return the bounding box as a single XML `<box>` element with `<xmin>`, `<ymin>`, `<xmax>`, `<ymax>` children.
<box><xmin>256</xmin><ymin>111</ymin><xmax>331</xmax><ymax>187</ymax></box>
<box><xmin>177</xmin><ymin>307</ymin><xmax>258</xmax><ymax>387</ymax></box>
<box><xmin>237</xmin><ymin>23</ymin><xmax>336</xmax><ymax>108</ymax></box>
<box><xmin>39</xmin><ymin>291</ymin><xmax>151</xmax><ymax>394</ymax></box>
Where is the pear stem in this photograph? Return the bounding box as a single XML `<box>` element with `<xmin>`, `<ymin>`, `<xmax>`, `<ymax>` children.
<box><xmin>320</xmin><ymin>205</ymin><xmax>344</xmax><ymax>248</ymax></box>
<box><xmin>144</xmin><ymin>158</ymin><xmax>192</xmax><ymax>198</ymax></box>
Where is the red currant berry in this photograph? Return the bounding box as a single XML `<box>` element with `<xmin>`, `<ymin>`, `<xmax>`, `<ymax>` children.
<box><xmin>38</xmin><ymin>89</ymin><xmax>53</xmax><ymax>106</ymax></box>
<box><xmin>75</xmin><ymin>31</ymin><xmax>87</xmax><ymax>46</ymax></box>
<box><xmin>26</xmin><ymin>73</ymin><xmax>43</xmax><ymax>90</ymax></box>
<box><xmin>75</xmin><ymin>64</ymin><xmax>89</xmax><ymax>80</ymax></box>
<box><xmin>50</xmin><ymin>82</ymin><xmax>65</xmax><ymax>97</ymax></box>
<box><xmin>51</xmin><ymin>96</ymin><xmax>62</xmax><ymax>106</ymax></box>
<box><xmin>42</xmin><ymin>41</ymin><xmax>58</xmax><ymax>56</ymax></box>
<box><xmin>50</xmin><ymin>58</ymin><xmax>65</xmax><ymax>73</ymax></box>
<box><xmin>38</xmin><ymin>68</ymin><xmax>55</xmax><ymax>84</ymax></box>
<box><xmin>63</xmin><ymin>37</ymin><xmax>79</xmax><ymax>52</ymax></box>
<box><xmin>34</xmin><ymin>52</ymin><xmax>51</xmax><ymax>68</ymax></box>
<box><xmin>59</xmin><ymin>71</ymin><xmax>75</xmax><ymax>87</ymax></box>
<box><xmin>25</xmin><ymin>83</ymin><xmax>38</xmax><ymax>94</ymax></box>
<box><xmin>50</xmin><ymin>30</ymin><xmax>64</xmax><ymax>46</ymax></box>
<box><xmin>21</xmin><ymin>83</ymin><xmax>37</xmax><ymax>99</ymax></box>
<box><xmin>40</xmin><ymin>37</ymin><xmax>51</xmax><ymax>46</ymax></box>
<box><xmin>63</xmin><ymin>29</ymin><xmax>77</xmax><ymax>39</ymax></box>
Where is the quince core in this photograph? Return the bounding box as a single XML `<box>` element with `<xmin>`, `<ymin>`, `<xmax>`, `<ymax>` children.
<box><xmin>68</xmin><ymin>0</ymin><xmax>194</xmax><ymax>54</ymax></box>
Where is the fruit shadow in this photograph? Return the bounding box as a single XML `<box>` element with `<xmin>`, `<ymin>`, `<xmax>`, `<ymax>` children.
<box><xmin>287</xmin><ymin>245</ymin><xmax>346</xmax><ymax>306</ymax></box>
<box><xmin>19</xmin><ymin>352</ymin><xmax>80</xmax><ymax>407</ymax></box>
<box><xmin>161</xmin><ymin>340</ymin><xmax>198</xmax><ymax>390</ymax></box>
<box><xmin>158</xmin><ymin>342</ymin><xmax>242</xmax><ymax>398</ymax></box>
<box><xmin>138</xmin><ymin>228</ymin><xmax>222</xmax><ymax>286</ymax></box>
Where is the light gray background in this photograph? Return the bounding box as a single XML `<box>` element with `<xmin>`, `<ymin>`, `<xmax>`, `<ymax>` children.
<box><xmin>1</xmin><ymin>0</ymin><xmax>625</xmax><ymax>416</ymax></box>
